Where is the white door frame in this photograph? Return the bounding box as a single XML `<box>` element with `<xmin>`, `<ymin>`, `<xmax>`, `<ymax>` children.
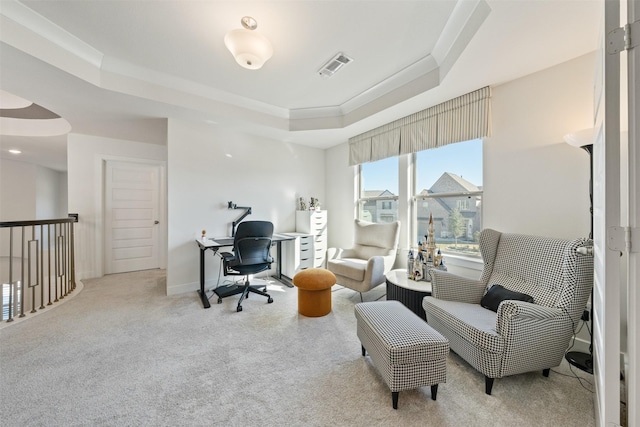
<box><xmin>626</xmin><ymin>1</ymin><xmax>639</xmax><ymax>424</ymax></box>
<box><xmin>94</xmin><ymin>155</ymin><xmax>167</xmax><ymax>278</ymax></box>
<box><xmin>593</xmin><ymin>0</ymin><xmax>622</xmax><ymax>425</ymax></box>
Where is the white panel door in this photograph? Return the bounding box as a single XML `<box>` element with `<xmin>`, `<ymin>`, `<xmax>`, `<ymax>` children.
<box><xmin>105</xmin><ymin>161</ymin><xmax>160</xmax><ymax>274</ymax></box>
<box><xmin>593</xmin><ymin>1</ymin><xmax>622</xmax><ymax>425</ymax></box>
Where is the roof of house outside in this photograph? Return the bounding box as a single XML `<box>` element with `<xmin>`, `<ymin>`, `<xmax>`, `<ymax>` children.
<box><xmin>364</xmin><ymin>173</ymin><xmax>480</xmax><ymax>199</ymax></box>
<box><xmin>418</xmin><ymin>172</ymin><xmax>481</xmax><ymax>195</ymax></box>
<box><xmin>362</xmin><ymin>190</ymin><xmax>395</xmax><ymax>198</ymax></box>
<box><xmin>433</xmin><ymin>172</ymin><xmax>480</xmax><ymax>192</ymax></box>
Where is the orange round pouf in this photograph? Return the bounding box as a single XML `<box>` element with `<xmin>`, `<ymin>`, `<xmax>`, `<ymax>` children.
<box><xmin>292</xmin><ymin>268</ymin><xmax>336</xmax><ymax>317</ymax></box>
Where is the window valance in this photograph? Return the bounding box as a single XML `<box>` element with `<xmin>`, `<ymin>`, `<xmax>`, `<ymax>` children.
<box><xmin>348</xmin><ymin>86</ymin><xmax>491</xmax><ymax>166</ymax></box>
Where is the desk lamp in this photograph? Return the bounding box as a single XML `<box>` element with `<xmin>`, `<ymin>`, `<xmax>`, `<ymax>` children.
<box><xmin>228</xmin><ymin>201</ymin><xmax>252</xmax><ymax>237</ymax></box>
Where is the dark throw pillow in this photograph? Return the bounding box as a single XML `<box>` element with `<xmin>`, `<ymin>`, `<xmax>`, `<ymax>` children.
<box><xmin>480</xmin><ymin>284</ymin><xmax>534</xmax><ymax>312</ymax></box>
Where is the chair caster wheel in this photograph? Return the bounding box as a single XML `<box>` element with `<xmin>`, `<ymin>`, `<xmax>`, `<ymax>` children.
<box><xmin>267</xmin><ymin>297</ymin><xmax>273</xmax><ymax>304</ymax></box>
<box><xmin>217</xmin><ymin>298</ymin><xmax>222</xmax><ymax>304</ymax></box>
<box><xmin>237</xmin><ymin>306</ymin><xmax>243</xmax><ymax>312</ymax></box>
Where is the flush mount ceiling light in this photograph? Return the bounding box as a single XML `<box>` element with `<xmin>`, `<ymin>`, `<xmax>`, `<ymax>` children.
<box><xmin>224</xmin><ymin>16</ymin><xmax>273</xmax><ymax>70</ymax></box>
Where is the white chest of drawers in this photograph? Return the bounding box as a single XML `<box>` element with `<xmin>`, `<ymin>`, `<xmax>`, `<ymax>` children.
<box><xmin>283</xmin><ymin>210</ymin><xmax>328</xmax><ymax>277</ymax></box>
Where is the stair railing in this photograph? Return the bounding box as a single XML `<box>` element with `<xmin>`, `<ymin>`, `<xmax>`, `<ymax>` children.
<box><xmin>0</xmin><ymin>216</ymin><xmax>77</xmax><ymax>322</ymax></box>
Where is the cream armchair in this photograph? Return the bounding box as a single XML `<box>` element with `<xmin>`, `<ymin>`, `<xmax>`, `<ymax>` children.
<box><xmin>327</xmin><ymin>219</ymin><xmax>400</xmax><ymax>300</ymax></box>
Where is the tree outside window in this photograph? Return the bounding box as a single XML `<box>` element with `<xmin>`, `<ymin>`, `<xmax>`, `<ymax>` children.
<box><xmin>448</xmin><ymin>208</ymin><xmax>465</xmax><ymax>248</ymax></box>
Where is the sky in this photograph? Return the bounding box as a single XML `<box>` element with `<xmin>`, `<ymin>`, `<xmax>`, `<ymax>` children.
<box><xmin>361</xmin><ymin>139</ymin><xmax>483</xmax><ymax>194</ymax></box>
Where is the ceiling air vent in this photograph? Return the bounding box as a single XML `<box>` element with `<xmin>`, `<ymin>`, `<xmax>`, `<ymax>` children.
<box><xmin>318</xmin><ymin>52</ymin><xmax>353</xmax><ymax>79</ymax></box>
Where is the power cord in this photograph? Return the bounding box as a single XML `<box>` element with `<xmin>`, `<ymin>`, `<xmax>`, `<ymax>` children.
<box><xmin>207</xmin><ymin>251</ymin><xmax>241</xmax><ymax>300</ymax></box>
<box><xmin>551</xmin><ymin>364</ymin><xmax>593</xmax><ymax>393</ymax></box>
<box><xmin>557</xmin><ymin>318</ymin><xmax>594</xmax><ymax>393</ymax></box>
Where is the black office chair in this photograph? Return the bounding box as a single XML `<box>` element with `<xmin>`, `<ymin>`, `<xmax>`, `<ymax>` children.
<box><xmin>213</xmin><ymin>220</ymin><xmax>274</xmax><ymax>312</ymax></box>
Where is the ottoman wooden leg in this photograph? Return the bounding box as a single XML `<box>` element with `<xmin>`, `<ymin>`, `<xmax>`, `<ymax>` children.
<box><xmin>392</xmin><ymin>391</ymin><xmax>399</xmax><ymax>410</ymax></box>
<box><xmin>361</xmin><ymin>345</ymin><xmax>366</xmax><ymax>356</ymax></box>
<box><xmin>431</xmin><ymin>384</ymin><xmax>438</xmax><ymax>400</ymax></box>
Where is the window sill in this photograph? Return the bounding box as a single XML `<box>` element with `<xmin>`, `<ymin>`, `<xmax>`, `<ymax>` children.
<box><xmin>441</xmin><ymin>253</ymin><xmax>483</xmax><ymax>272</ymax></box>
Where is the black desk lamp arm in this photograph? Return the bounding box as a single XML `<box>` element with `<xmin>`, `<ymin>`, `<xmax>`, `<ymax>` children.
<box><xmin>228</xmin><ymin>202</ymin><xmax>252</xmax><ymax>237</ymax></box>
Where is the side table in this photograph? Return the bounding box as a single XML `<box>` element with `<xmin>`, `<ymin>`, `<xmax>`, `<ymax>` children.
<box><xmin>385</xmin><ymin>269</ymin><xmax>432</xmax><ymax>320</ymax></box>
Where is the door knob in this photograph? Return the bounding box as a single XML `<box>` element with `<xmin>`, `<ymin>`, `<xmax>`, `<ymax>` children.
<box><xmin>154</xmin><ymin>220</ymin><xmax>159</xmax><ymax>224</ymax></box>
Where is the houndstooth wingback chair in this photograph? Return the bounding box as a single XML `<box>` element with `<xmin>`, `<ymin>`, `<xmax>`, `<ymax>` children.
<box><xmin>422</xmin><ymin>228</ymin><xmax>593</xmax><ymax>395</ymax></box>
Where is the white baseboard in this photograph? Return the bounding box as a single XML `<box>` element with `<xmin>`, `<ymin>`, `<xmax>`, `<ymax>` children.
<box><xmin>570</xmin><ymin>335</ymin><xmax>591</xmax><ymax>354</ymax></box>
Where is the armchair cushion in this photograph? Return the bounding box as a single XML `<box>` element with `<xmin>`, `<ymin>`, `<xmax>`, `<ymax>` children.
<box><xmin>327</xmin><ymin>258</ymin><xmax>368</xmax><ymax>282</ymax></box>
<box><xmin>423</xmin><ymin>298</ymin><xmax>503</xmax><ymax>354</ymax></box>
<box><xmin>480</xmin><ymin>284</ymin><xmax>534</xmax><ymax>312</ymax></box>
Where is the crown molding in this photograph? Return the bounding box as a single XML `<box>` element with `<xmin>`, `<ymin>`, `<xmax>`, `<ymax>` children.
<box><xmin>1</xmin><ymin>0</ymin><xmax>103</xmax><ymax>68</ymax></box>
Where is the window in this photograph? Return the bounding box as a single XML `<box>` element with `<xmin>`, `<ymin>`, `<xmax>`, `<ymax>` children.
<box><xmin>456</xmin><ymin>199</ymin><xmax>471</xmax><ymax>210</ymax></box>
<box><xmin>414</xmin><ymin>139</ymin><xmax>482</xmax><ymax>257</ymax></box>
<box><xmin>2</xmin><ymin>281</ymin><xmax>21</xmax><ymax>321</ymax></box>
<box><xmin>359</xmin><ymin>157</ymin><xmax>398</xmax><ymax>223</ymax></box>
<box><xmin>356</xmin><ymin>138</ymin><xmax>483</xmax><ymax>258</ymax></box>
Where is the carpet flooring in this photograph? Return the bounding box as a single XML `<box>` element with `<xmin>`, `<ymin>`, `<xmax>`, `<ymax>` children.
<box><xmin>0</xmin><ymin>269</ymin><xmax>596</xmax><ymax>426</ymax></box>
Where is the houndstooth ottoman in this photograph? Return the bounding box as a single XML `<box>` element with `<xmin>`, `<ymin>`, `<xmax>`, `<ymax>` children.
<box><xmin>354</xmin><ymin>300</ymin><xmax>449</xmax><ymax>409</ymax></box>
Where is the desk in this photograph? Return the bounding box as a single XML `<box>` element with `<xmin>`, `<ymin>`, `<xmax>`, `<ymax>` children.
<box><xmin>196</xmin><ymin>233</ymin><xmax>296</xmax><ymax>309</ymax></box>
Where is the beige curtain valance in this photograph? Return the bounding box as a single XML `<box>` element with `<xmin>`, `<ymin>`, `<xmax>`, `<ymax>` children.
<box><xmin>348</xmin><ymin>86</ymin><xmax>491</xmax><ymax>166</ymax></box>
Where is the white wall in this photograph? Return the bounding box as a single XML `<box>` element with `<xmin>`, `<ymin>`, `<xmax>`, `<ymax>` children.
<box><xmin>484</xmin><ymin>53</ymin><xmax>594</xmax><ymax>239</ymax></box>
<box><xmin>58</xmin><ymin>172</ymin><xmax>68</xmax><ymax>217</ymax></box>
<box><xmin>166</xmin><ymin>118</ymin><xmax>325</xmax><ymax>295</ymax></box>
<box><xmin>325</xmin><ymin>142</ymin><xmax>356</xmax><ymax>250</ymax></box>
<box><xmin>1</xmin><ymin>158</ymin><xmax>68</xmax><ymax>259</ymax></box>
<box><xmin>0</xmin><ymin>158</ymin><xmax>37</xmax><ymax>221</ymax></box>
<box><xmin>67</xmin><ymin>133</ymin><xmax>167</xmax><ymax>280</ymax></box>
<box><xmin>1</xmin><ymin>157</ymin><xmax>67</xmax><ymax>221</ymax></box>
<box><xmin>36</xmin><ymin>166</ymin><xmax>66</xmax><ymax>219</ymax></box>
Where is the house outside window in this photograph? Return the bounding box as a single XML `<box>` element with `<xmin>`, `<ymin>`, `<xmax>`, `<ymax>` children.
<box><xmin>359</xmin><ymin>157</ymin><xmax>398</xmax><ymax>223</ymax></box>
<box><xmin>414</xmin><ymin>139</ymin><xmax>483</xmax><ymax>257</ymax></box>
